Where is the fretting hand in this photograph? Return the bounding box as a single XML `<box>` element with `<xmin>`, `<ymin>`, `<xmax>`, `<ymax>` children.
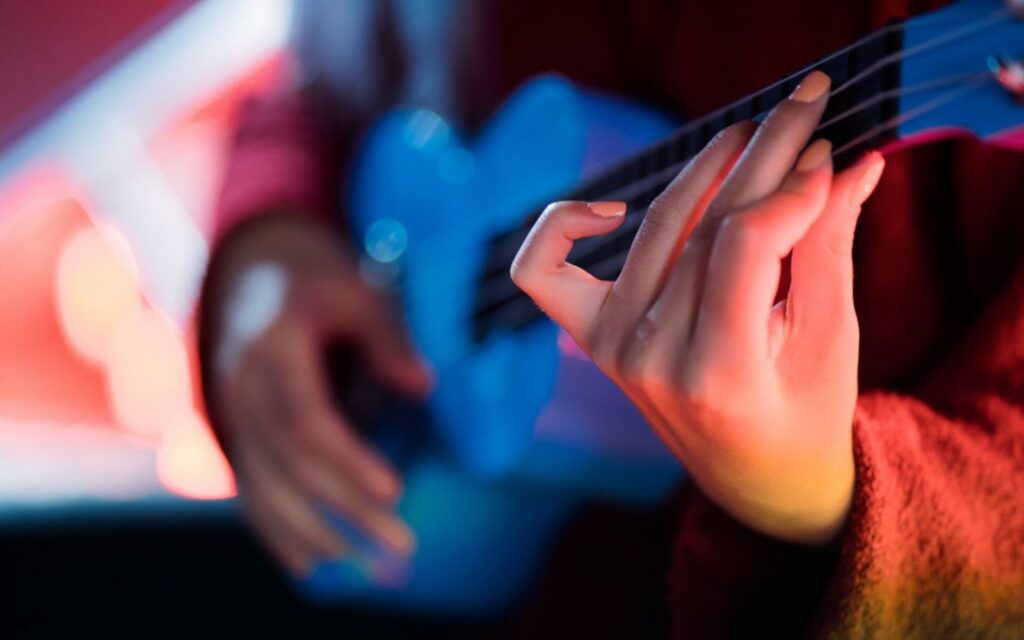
<box><xmin>511</xmin><ymin>72</ymin><xmax>886</xmax><ymax>544</ymax></box>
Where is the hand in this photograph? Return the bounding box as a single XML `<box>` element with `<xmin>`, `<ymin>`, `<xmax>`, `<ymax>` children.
<box><xmin>205</xmin><ymin>214</ymin><xmax>432</xmax><ymax>575</ymax></box>
<box><xmin>511</xmin><ymin>72</ymin><xmax>886</xmax><ymax>544</ymax></box>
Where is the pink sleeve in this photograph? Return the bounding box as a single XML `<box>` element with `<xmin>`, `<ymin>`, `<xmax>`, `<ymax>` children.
<box><xmin>199</xmin><ymin>83</ymin><xmax>362</xmax><ymax>453</ymax></box>
<box><xmin>212</xmin><ymin>85</ymin><xmax>349</xmax><ymax>243</ymax></box>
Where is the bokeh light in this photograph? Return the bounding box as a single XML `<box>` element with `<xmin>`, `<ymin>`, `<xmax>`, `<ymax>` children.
<box><xmin>157</xmin><ymin>411</ymin><xmax>235</xmax><ymax>500</ymax></box>
<box><xmin>105</xmin><ymin>306</ymin><xmax>191</xmax><ymax>438</ymax></box>
<box><xmin>55</xmin><ymin>224</ymin><xmax>142</xmax><ymax>365</ymax></box>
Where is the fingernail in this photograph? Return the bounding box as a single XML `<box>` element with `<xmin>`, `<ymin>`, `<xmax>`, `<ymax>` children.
<box><xmin>850</xmin><ymin>152</ymin><xmax>885</xmax><ymax>209</ymax></box>
<box><xmin>796</xmin><ymin>139</ymin><xmax>833</xmax><ymax>171</ymax></box>
<box><xmin>790</xmin><ymin>70</ymin><xmax>831</xmax><ymax>103</ymax></box>
<box><xmin>589</xmin><ymin>201</ymin><xmax>627</xmax><ymax>217</ymax></box>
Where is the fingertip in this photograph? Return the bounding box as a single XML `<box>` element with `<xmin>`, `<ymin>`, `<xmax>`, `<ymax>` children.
<box><xmin>289</xmin><ymin>560</ymin><xmax>313</xmax><ymax>580</ymax></box>
<box><xmin>364</xmin><ymin>462</ymin><xmax>403</xmax><ymax>504</ymax></box>
<box><xmin>276</xmin><ymin>546</ymin><xmax>313</xmax><ymax>579</ymax></box>
<box><xmin>375</xmin><ymin>350</ymin><xmax>435</xmax><ymax>399</ymax></box>
<box><xmin>381</xmin><ymin>518</ymin><xmax>418</xmax><ymax>557</ymax></box>
<box><xmin>849</xmin><ymin>152</ymin><xmax>885</xmax><ymax>210</ymax></box>
<box><xmin>795</xmin><ymin>139</ymin><xmax>833</xmax><ymax>173</ymax></box>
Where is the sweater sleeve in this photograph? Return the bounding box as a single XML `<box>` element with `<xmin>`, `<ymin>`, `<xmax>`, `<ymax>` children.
<box><xmin>211</xmin><ymin>85</ymin><xmax>348</xmax><ymax>242</ymax></box>
<box><xmin>211</xmin><ymin>0</ymin><xmax>402</xmax><ymax>240</ymax></box>
<box><xmin>669</xmin><ymin>252</ymin><xmax>1024</xmax><ymax>638</ymax></box>
<box><xmin>197</xmin><ymin>83</ymin><xmax>349</xmax><ymax>459</ymax></box>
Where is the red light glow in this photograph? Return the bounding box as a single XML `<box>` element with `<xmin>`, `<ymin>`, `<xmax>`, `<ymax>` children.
<box><xmin>157</xmin><ymin>411</ymin><xmax>235</xmax><ymax>500</ymax></box>
<box><xmin>55</xmin><ymin>224</ymin><xmax>142</xmax><ymax>365</ymax></box>
<box><xmin>105</xmin><ymin>307</ymin><xmax>192</xmax><ymax>438</ymax></box>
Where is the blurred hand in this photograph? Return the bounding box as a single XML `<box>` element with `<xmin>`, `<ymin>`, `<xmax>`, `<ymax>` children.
<box><xmin>512</xmin><ymin>72</ymin><xmax>886</xmax><ymax>544</ymax></box>
<box><xmin>206</xmin><ymin>214</ymin><xmax>432</xmax><ymax>576</ymax></box>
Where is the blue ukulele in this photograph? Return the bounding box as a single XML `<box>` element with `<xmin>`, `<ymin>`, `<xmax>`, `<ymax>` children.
<box><xmin>299</xmin><ymin>0</ymin><xmax>1024</xmax><ymax>613</ymax></box>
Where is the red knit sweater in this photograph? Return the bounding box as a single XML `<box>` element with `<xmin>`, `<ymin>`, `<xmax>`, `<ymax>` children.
<box><xmin>204</xmin><ymin>1</ymin><xmax>1024</xmax><ymax>636</ymax></box>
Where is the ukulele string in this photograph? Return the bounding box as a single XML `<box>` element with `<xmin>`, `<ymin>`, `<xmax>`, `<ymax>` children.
<box><xmin>830</xmin><ymin>6</ymin><xmax>1013</xmax><ymax>98</ymax></box>
<box><xmin>392</xmin><ymin>7</ymin><xmax>1015</xmax><ymax>325</ymax></box>
<box><xmin>460</xmin><ymin>72</ymin><xmax>998</xmax><ymax>330</ymax></box>
<box><xmin>404</xmin><ymin>71</ymin><xmax>993</xmax><ymax>329</ymax></box>
<box><xmin>833</xmin><ymin>78</ymin><xmax>990</xmax><ymax>155</ymax></box>
<box><xmin>819</xmin><ymin>70</ymin><xmax>992</xmax><ymax>130</ymax></box>
<box><xmin>473</xmin><ymin>5</ymin><xmax>1015</xmax><ymax>269</ymax></box>
<box><xmin>389</xmin><ymin>5</ymin><xmax>1011</xmax><ymax>278</ymax></box>
<box><xmin>460</xmin><ymin>71</ymin><xmax>993</xmax><ymax>301</ymax></box>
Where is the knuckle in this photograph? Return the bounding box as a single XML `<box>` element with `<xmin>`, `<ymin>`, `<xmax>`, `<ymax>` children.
<box><xmin>677</xmin><ymin>368</ymin><xmax>723</xmax><ymax>417</ymax></box>
<box><xmin>630</xmin><ymin>357</ymin><xmax>674</xmax><ymax>400</ymax></box>
<box><xmin>617</xmin><ymin>347</ymin><xmax>645</xmax><ymax>387</ymax></box>
<box><xmin>539</xmin><ymin>200</ymin><xmax>576</xmax><ymax>218</ymax></box>
<box><xmin>617</xmin><ymin>330</ymin><xmax>653</xmax><ymax>383</ymax></box>
<box><xmin>639</xmin><ymin>195</ymin><xmax>677</xmax><ymax>239</ymax></box>
<box><xmin>533</xmin><ymin>201</ymin><xmax>572</xmax><ymax>231</ymax></box>
<box><xmin>719</xmin><ymin>211</ymin><xmax>763</xmax><ymax>249</ymax></box>
<box><xmin>617</xmin><ymin>330</ymin><xmax>674</xmax><ymax>398</ymax></box>
<box><xmin>509</xmin><ymin>254</ymin><xmax>534</xmax><ymax>290</ymax></box>
<box><xmin>644</xmin><ymin>193</ymin><xmax>673</xmax><ymax>226</ymax></box>
<box><xmin>824</xmin><ymin>227</ymin><xmax>856</xmax><ymax>258</ymax></box>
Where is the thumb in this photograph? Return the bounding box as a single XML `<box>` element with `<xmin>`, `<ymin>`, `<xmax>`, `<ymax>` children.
<box><xmin>788</xmin><ymin>151</ymin><xmax>885</xmax><ymax>339</ymax></box>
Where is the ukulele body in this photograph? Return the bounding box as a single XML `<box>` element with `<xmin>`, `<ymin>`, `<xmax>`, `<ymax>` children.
<box><xmin>299</xmin><ymin>77</ymin><xmax>683</xmax><ymax>612</ymax></box>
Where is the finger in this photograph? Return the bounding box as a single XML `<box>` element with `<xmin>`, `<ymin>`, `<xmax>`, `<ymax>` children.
<box><xmin>607</xmin><ymin>122</ymin><xmax>756</xmax><ymax>328</ymax></box>
<box><xmin>787</xmin><ymin>151</ymin><xmax>885</xmax><ymax>345</ymax></box>
<box><xmin>315</xmin><ymin>278</ymin><xmax>434</xmax><ymax>397</ymax></box>
<box><xmin>358</xmin><ymin>310</ymin><xmax>434</xmax><ymax>399</ymax></box>
<box><xmin>239</xmin><ymin>445</ymin><xmax>350</xmax><ymax>576</ymax></box>
<box><xmin>511</xmin><ymin>201</ymin><xmax>627</xmax><ymax>349</ymax></box>
<box><xmin>291</xmin><ymin>456</ymin><xmax>416</xmax><ymax>556</ymax></box>
<box><xmin>270</xmin><ymin>332</ymin><xmax>405</xmax><ymax>505</ymax></box>
<box><xmin>238</xmin><ymin>359</ymin><xmax>416</xmax><ymax>555</ymax></box>
<box><xmin>694</xmin><ymin>140</ymin><xmax>834</xmax><ymax>359</ymax></box>
<box><xmin>646</xmin><ymin>72</ymin><xmax>832</xmax><ymax>344</ymax></box>
<box><xmin>710</xmin><ymin>70</ymin><xmax>832</xmax><ymax>213</ymax></box>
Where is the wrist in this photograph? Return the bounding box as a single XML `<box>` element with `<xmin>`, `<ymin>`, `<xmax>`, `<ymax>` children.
<box><xmin>752</xmin><ymin>452</ymin><xmax>856</xmax><ymax>546</ymax></box>
<box><xmin>701</xmin><ymin>448</ymin><xmax>855</xmax><ymax>547</ymax></box>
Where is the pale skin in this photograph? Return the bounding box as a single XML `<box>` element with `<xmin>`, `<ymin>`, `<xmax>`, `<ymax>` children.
<box><xmin>207</xmin><ymin>214</ymin><xmax>430</xmax><ymax>576</ymax></box>
<box><xmin>512</xmin><ymin>71</ymin><xmax>886</xmax><ymax>544</ymax></box>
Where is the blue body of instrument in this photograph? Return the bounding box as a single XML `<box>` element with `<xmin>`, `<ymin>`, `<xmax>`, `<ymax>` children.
<box><xmin>298</xmin><ymin>0</ymin><xmax>1023</xmax><ymax>613</ymax></box>
<box><xmin>300</xmin><ymin>78</ymin><xmax>683</xmax><ymax>612</ymax></box>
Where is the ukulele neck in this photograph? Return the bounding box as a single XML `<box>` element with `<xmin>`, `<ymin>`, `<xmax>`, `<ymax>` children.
<box><xmin>471</xmin><ymin>22</ymin><xmax>908</xmax><ymax>340</ymax></box>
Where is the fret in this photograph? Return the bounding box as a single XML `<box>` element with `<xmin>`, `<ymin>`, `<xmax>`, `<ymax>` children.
<box><xmin>470</xmin><ymin>22</ymin><xmax>907</xmax><ymax>340</ymax></box>
<box><xmin>670</xmin><ymin>132</ymin><xmax>697</xmax><ymax>171</ymax></box>
<box><xmin>726</xmin><ymin>99</ymin><xmax>754</xmax><ymax>124</ymax></box>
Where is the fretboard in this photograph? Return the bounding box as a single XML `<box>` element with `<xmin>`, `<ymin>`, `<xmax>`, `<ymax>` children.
<box><xmin>471</xmin><ymin>22</ymin><xmax>906</xmax><ymax>341</ymax></box>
